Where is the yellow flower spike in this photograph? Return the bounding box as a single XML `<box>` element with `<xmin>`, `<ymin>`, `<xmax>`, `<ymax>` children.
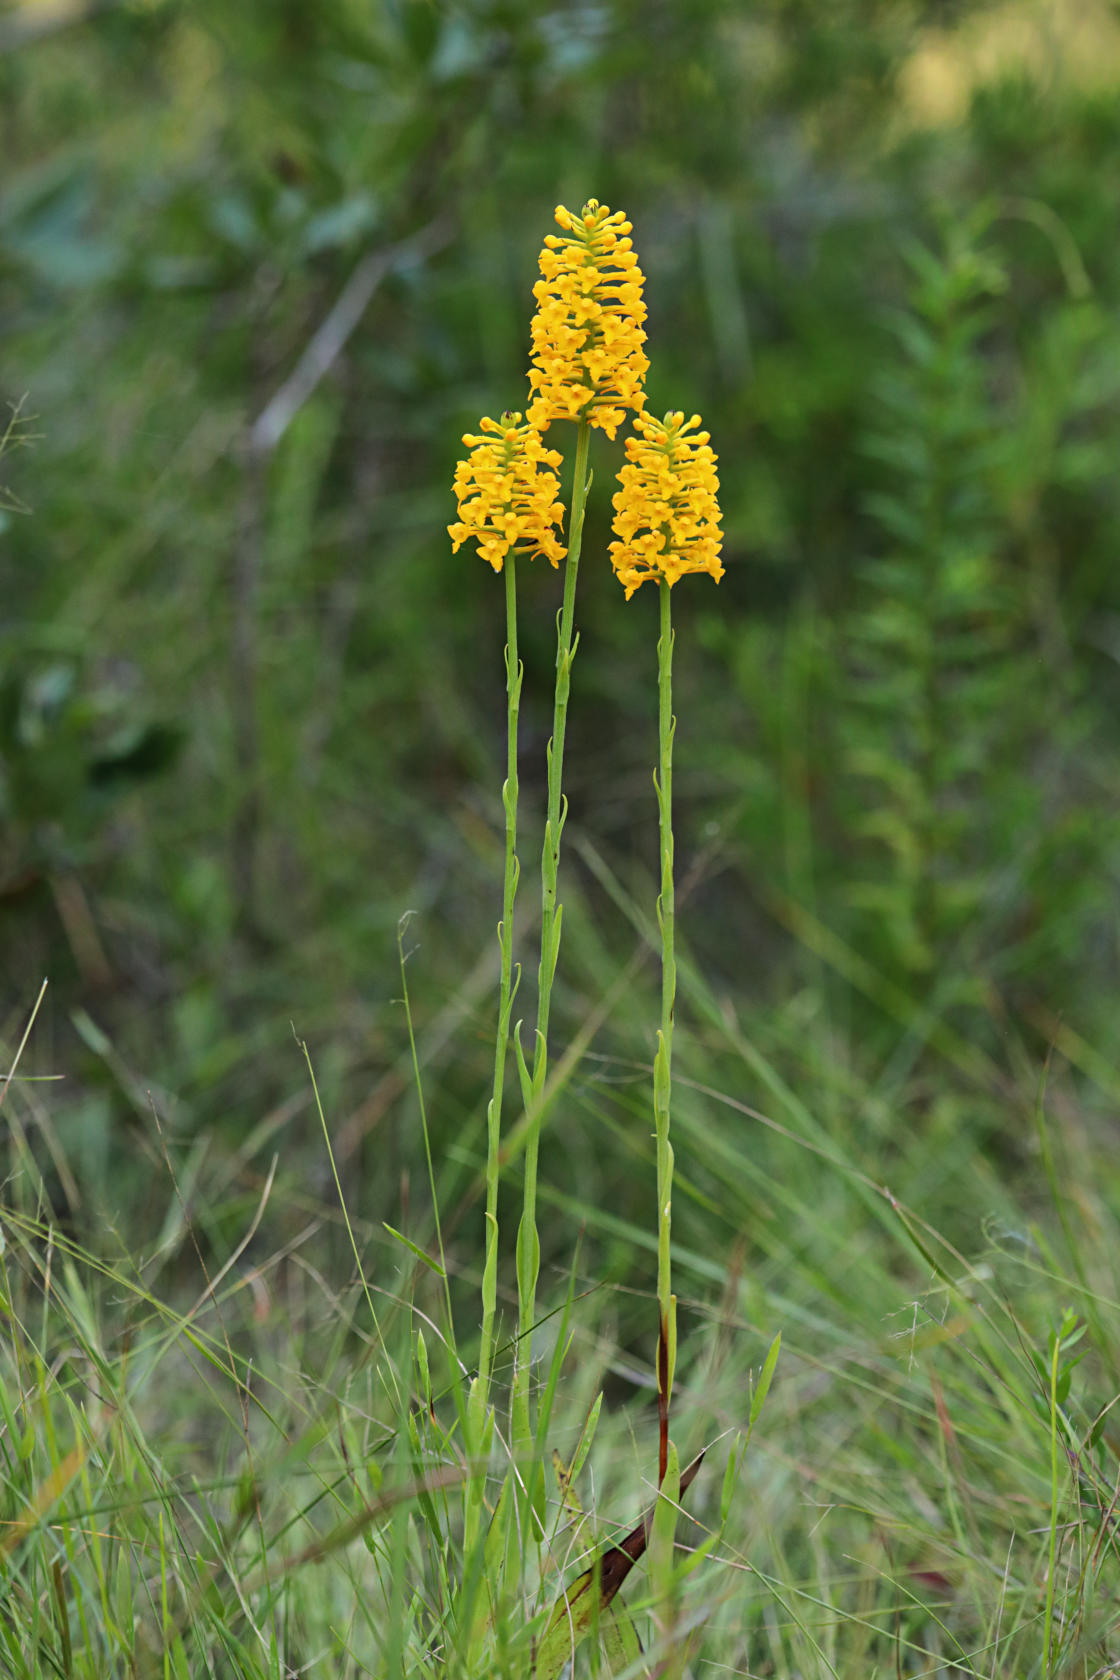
<box><xmin>448</xmin><ymin>413</ymin><xmax>567</xmax><ymax>571</ymax></box>
<box><xmin>609</xmin><ymin>410</ymin><xmax>725</xmax><ymax>598</ymax></box>
<box><xmin>527</xmin><ymin>199</ymin><xmax>649</xmax><ymax>439</ymax></box>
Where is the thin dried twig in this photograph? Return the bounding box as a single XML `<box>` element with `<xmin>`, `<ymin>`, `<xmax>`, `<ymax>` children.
<box><xmin>248</xmin><ymin>215</ymin><xmax>454</xmax><ymax>459</ymax></box>
<box><xmin>230</xmin><ymin>216</ymin><xmax>453</xmax><ymax>932</ymax></box>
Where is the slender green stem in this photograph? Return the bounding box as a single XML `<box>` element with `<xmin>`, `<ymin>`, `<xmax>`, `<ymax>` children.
<box><xmin>513</xmin><ymin>416</ymin><xmax>591</xmax><ymax>1466</ymax></box>
<box><xmin>650</xmin><ymin>576</ymin><xmax>683</xmax><ymax>1669</ymax></box>
<box><xmin>478</xmin><ymin>557</ymin><xmax>523</xmax><ymax>1399</ymax></box>
<box><xmin>654</xmin><ymin>577</ymin><xmax>677</xmax><ymax>1484</ymax></box>
<box><xmin>464</xmin><ymin>559</ymin><xmax>523</xmax><ymax>1642</ymax></box>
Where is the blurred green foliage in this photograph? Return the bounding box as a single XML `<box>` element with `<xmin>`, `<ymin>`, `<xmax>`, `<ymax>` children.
<box><xmin>5</xmin><ymin>0</ymin><xmax>1120</xmax><ymax>1243</ymax></box>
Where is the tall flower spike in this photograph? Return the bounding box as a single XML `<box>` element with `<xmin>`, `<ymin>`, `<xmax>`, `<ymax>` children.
<box><xmin>610</xmin><ymin>411</ymin><xmax>725</xmax><ymax>599</ymax></box>
<box><xmin>527</xmin><ymin>199</ymin><xmax>649</xmax><ymax>440</ymax></box>
<box><xmin>449</xmin><ymin>413</ymin><xmax>567</xmax><ymax>572</ymax></box>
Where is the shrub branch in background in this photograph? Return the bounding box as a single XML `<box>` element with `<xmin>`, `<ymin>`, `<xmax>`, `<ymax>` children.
<box><xmin>842</xmin><ymin>221</ymin><xmax>1022</xmax><ymax>991</ymax></box>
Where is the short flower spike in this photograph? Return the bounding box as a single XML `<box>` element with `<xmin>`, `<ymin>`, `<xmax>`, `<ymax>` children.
<box><xmin>449</xmin><ymin>413</ymin><xmax>567</xmax><ymax>572</ymax></box>
<box><xmin>527</xmin><ymin>200</ymin><xmax>649</xmax><ymax>441</ymax></box>
<box><xmin>610</xmin><ymin>411</ymin><xmax>724</xmax><ymax>598</ymax></box>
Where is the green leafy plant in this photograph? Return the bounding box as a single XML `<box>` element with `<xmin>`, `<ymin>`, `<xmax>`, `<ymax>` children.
<box><xmin>840</xmin><ymin>218</ymin><xmax>1029</xmax><ymax>992</ymax></box>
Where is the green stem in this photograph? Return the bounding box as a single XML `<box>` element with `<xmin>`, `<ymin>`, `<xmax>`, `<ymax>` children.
<box><xmin>653</xmin><ymin>577</ymin><xmax>677</xmax><ymax>1484</ymax></box>
<box><xmin>478</xmin><ymin>557</ymin><xmax>522</xmax><ymax>1398</ymax></box>
<box><xmin>464</xmin><ymin>558</ymin><xmax>522</xmax><ymax>1647</ymax></box>
<box><xmin>513</xmin><ymin>416</ymin><xmax>591</xmax><ymax>1468</ymax></box>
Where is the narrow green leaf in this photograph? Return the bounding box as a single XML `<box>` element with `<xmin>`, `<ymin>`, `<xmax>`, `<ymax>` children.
<box><xmin>720</xmin><ymin>1440</ymin><xmax>741</xmax><ymax>1525</ymax></box>
<box><xmin>382</xmin><ymin>1222</ymin><xmax>446</xmax><ymax>1277</ymax></box>
<box><xmin>414</xmin><ymin>1327</ymin><xmax>431</xmax><ymax>1404</ymax></box>
<box><xmin>649</xmin><ymin>1439</ymin><xmax>680</xmax><ymax>1593</ymax></box>
<box><xmin>568</xmin><ymin>1392</ymin><xmax>603</xmax><ymax>1487</ymax></box>
<box><xmin>602</xmin><ymin>1602</ymin><xmax>643</xmax><ymax>1673</ymax></box>
<box><xmin>750</xmin><ymin>1332</ymin><xmax>781</xmax><ymax>1426</ymax></box>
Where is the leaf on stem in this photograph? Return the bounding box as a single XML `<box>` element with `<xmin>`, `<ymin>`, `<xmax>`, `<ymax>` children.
<box><xmin>531</xmin><ymin>1449</ymin><xmax>705</xmax><ymax>1680</ymax></box>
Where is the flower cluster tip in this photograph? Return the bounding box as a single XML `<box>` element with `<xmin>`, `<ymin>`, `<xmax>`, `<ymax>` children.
<box><xmin>448</xmin><ymin>413</ymin><xmax>567</xmax><ymax>572</ymax></box>
<box><xmin>610</xmin><ymin>410</ymin><xmax>724</xmax><ymax>599</ymax></box>
<box><xmin>526</xmin><ymin>198</ymin><xmax>649</xmax><ymax>440</ymax></box>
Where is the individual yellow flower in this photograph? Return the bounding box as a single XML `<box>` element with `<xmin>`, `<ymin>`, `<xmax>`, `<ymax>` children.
<box><xmin>527</xmin><ymin>199</ymin><xmax>649</xmax><ymax>440</ymax></box>
<box><xmin>448</xmin><ymin>413</ymin><xmax>567</xmax><ymax>572</ymax></box>
<box><xmin>609</xmin><ymin>411</ymin><xmax>724</xmax><ymax>599</ymax></box>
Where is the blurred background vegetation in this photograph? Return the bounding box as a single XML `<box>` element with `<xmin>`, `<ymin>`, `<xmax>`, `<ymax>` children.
<box><xmin>5</xmin><ymin>0</ymin><xmax>1120</xmax><ymax>1283</ymax></box>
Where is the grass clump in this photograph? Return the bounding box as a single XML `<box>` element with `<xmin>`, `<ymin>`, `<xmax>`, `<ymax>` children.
<box><xmin>4</xmin><ymin>1003</ymin><xmax>1120</xmax><ymax>1676</ymax></box>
